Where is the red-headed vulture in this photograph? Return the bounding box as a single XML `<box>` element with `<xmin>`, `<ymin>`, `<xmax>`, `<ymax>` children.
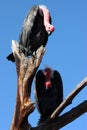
<box><xmin>7</xmin><ymin>5</ymin><xmax>55</xmax><ymax>62</ymax></box>
<box><xmin>34</xmin><ymin>67</ymin><xmax>63</xmax><ymax>124</ymax></box>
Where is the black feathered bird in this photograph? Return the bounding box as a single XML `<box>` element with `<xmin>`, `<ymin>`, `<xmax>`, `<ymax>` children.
<box><xmin>34</xmin><ymin>67</ymin><xmax>63</xmax><ymax>124</ymax></box>
<box><xmin>7</xmin><ymin>5</ymin><xmax>55</xmax><ymax>62</ymax></box>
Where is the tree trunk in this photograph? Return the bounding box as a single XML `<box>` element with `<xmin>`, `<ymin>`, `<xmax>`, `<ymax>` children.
<box><xmin>10</xmin><ymin>40</ymin><xmax>87</xmax><ymax>130</ymax></box>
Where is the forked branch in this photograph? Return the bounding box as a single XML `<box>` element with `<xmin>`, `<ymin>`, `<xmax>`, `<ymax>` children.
<box><xmin>33</xmin><ymin>100</ymin><xmax>87</xmax><ymax>130</ymax></box>
<box><xmin>10</xmin><ymin>40</ymin><xmax>87</xmax><ymax>130</ymax></box>
<box><xmin>50</xmin><ymin>77</ymin><xmax>87</xmax><ymax>119</ymax></box>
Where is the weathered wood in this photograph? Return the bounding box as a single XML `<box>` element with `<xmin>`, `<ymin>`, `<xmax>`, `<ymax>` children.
<box><xmin>10</xmin><ymin>40</ymin><xmax>45</xmax><ymax>130</ymax></box>
<box><xmin>50</xmin><ymin>77</ymin><xmax>87</xmax><ymax>119</ymax></box>
<box><xmin>10</xmin><ymin>40</ymin><xmax>87</xmax><ymax>130</ymax></box>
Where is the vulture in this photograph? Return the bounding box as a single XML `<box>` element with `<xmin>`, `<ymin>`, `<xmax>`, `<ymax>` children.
<box><xmin>7</xmin><ymin>5</ymin><xmax>55</xmax><ymax>62</ymax></box>
<box><xmin>34</xmin><ymin>67</ymin><xmax>63</xmax><ymax>124</ymax></box>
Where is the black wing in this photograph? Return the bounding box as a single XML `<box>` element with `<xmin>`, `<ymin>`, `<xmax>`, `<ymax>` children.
<box><xmin>34</xmin><ymin>70</ymin><xmax>45</xmax><ymax>113</ymax></box>
<box><xmin>51</xmin><ymin>70</ymin><xmax>63</xmax><ymax>106</ymax></box>
<box><xmin>7</xmin><ymin>5</ymin><xmax>48</xmax><ymax>62</ymax></box>
<box><xmin>19</xmin><ymin>5</ymin><xmax>48</xmax><ymax>55</ymax></box>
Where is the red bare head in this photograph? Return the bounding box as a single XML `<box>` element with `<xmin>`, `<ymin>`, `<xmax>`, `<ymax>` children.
<box><xmin>44</xmin><ymin>67</ymin><xmax>52</xmax><ymax>89</ymax></box>
<box><xmin>44</xmin><ymin>67</ymin><xmax>52</xmax><ymax>80</ymax></box>
<box><xmin>39</xmin><ymin>5</ymin><xmax>55</xmax><ymax>35</ymax></box>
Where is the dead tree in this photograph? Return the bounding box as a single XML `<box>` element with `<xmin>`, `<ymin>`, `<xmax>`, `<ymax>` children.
<box><xmin>10</xmin><ymin>40</ymin><xmax>87</xmax><ymax>130</ymax></box>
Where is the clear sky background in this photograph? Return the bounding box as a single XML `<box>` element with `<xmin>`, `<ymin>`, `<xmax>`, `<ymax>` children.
<box><xmin>0</xmin><ymin>0</ymin><xmax>87</xmax><ymax>130</ymax></box>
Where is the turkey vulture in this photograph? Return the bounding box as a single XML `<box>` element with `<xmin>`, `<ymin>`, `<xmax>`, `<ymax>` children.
<box><xmin>34</xmin><ymin>67</ymin><xmax>63</xmax><ymax>124</ymax></box>
<box><xmin>7</xmin><ymin>5</ymin><xmax>55</xmax><ymax>62</ymax></box>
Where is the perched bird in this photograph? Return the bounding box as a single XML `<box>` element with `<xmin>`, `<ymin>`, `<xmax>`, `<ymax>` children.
<box><xmin>7</xmin><ymin>5</ymin><xmax>55</xmax><ymax>62</ymax></box>
<box><xmin>34</xmin><ymin>67</ymin><xmax>63</xmax><ymax>124</ymax></box>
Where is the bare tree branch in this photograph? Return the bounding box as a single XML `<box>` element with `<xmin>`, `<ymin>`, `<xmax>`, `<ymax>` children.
<box><xmin>50</xmin><ymin>77</ymin><xmax>87</xmax><ymax>119</ymax></box>
<box><xmin>34</xmin><ymin>100</ymin><xmax>87</xmax><ymax>130</ymax></box>
<box><xmin>10</xmin><ymin>40</ymin><xmax>87</xmax><ymax>130</ymax></box>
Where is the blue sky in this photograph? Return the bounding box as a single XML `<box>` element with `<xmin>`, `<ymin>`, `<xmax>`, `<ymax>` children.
<box><xmin>0</xmin><ymin>0</ymin><xmax>87</xmax><ymax>130</ymax></box>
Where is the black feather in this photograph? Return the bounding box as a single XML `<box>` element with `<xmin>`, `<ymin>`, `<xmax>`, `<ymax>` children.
<box><xmin>7</xmin><ymin>5</ymin><xmax>48</xmax><ymax>62</ymax></box>
<box><xmin>51</xmin><ymin>70</ymin><xmax>63</xmax><ymax>106</ymax></box>
<box><xmin>34</xmin><ymin>70</ymin><xmax>46</xmax><ymax>114</ymax></box>
<box><xmin>34</xmin><ymin>69</ymin><xmax>63</xmax><ymax>124</ymax></box>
